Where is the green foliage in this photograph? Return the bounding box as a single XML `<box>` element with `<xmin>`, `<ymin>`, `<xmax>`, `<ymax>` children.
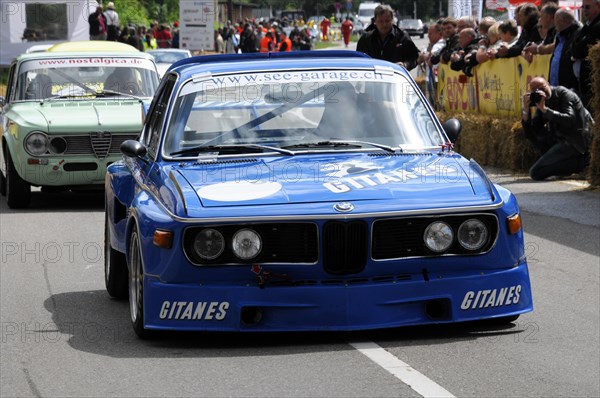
<box><xmin>113</xmin><ymin>0</ymin><xmax>150</xmax><ymax>27</ymax></box>
<box><xmin>112</xmin><ymin>0</ymin><xmax>454</xmax><ymax>27</ymax></box>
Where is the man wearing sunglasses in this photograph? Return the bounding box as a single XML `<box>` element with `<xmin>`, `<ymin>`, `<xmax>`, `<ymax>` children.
<box><xmin>572</xmin><ymin>0</ymin><xmax>600</xmax><ymax>114</ymax></box>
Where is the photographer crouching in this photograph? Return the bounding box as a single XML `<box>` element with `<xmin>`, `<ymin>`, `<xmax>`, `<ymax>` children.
<box><xmin>521</xmin><ymin>77</ymin><xmax>593</xmax><ymax>180</ymax></box>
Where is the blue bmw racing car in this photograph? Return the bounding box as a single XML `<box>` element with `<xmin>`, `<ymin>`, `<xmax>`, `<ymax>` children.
<box><xmin>104</xmin><ymin>51</ymin><xmax>533</xmax><ymax>338</ymax></box>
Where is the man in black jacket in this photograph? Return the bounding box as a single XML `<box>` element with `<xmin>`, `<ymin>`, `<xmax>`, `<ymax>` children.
<box><xmin>449</xmin><ymin>28</ymin><xmax>479</xmax><ymax>76</ymax></box>
<box><xmin>521</xmin><ymin>77</ymin><xmax>592</xmax><ymax>180</ymax></box>
<box><xmin>431</xmin><ymin>17</ymin><xmax>459</xmax><ymax>65</ymax></box>
<box><xmin>549</xmin><ymin>9</ymin><xmax>581</xmax><ymax>93</ymax></box>
<box><xmin>356</xmin><ymin>5</ymin><xmax>419</xmax><ymax>70</ymax></box>
<box><xmin>88</xmin><ymin>5</ymin><xmax>107</xmax><ymax>40</ymax></box>
<box><xmin>572</xmin><ymin>0</ymin><xmax>600</xmax><ymax>113</ymax></box>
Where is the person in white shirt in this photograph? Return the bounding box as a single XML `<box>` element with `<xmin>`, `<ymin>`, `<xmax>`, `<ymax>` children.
<box><xmin>104</xmin><ymin>2</ymin><xmax>120</xmax><ymax>41</ymax></box>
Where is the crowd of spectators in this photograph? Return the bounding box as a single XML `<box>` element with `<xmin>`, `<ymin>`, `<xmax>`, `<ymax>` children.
<box><xmin>88</xmin><ymin>3</ymin><xmax>179</xmax><ymax>51</ymax></box>
<box><xmin>415</xmin><ymin>0</ymin><xmax>599</xmax><ymax>180</ymax></box>
<box><xmin>417</xmin><ymin>0</ymin><xmax>600</xmax><ymax>115</ymax></box>
<box><xmin>89</xmin><ymin>5</ymin><xmax>336</xmax><ymax>55</ymax></box>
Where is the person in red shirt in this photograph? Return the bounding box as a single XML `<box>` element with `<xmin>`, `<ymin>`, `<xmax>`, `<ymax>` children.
<box><xmin>341</xmin><ymin>17</ymin><xmax>354</xmax><ymax>47</ymax></box>
<box><xmin>320</xmin><ymin>17</ymin><xmax>331</xmax><ymax>41</ymax></box>
<box><xmin>156</xmin><ymin>24</ymin><xmax>172</xmax><ymax>48</ymax></box>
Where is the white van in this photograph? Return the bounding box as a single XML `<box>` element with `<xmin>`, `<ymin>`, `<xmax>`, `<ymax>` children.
<box><xmin>357</xmin><ymin>1</ymin><xmax>380</xmax><ymax>29</ymax></box>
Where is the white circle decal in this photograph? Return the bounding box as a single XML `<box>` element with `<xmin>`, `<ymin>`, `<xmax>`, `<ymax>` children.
<box><xmin>197</xmin><ymin>181</ymin><xmax>282</xmax><ymax>202</ymax></box>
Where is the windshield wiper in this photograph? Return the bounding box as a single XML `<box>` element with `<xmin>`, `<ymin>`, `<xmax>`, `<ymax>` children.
<box><xmin>96</xmin><ymin>89</ymin><xmax>142</xmax><ymax>100</ymax></box>
<box><xmin>284</xmin><ymin>140</ymin><xmax>397</xmax><ymax>153</ymax></box>
<box><xmin>169</xmin><ymin>143</ymin><xmax>295</xmax><ymax>157</ymax></box>
<box><xmin>44</xmin><ymin>89</ymin><xmax>141</xmax><ymax>102</ymax></box>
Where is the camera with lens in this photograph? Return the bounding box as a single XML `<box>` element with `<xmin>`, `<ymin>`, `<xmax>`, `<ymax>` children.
<box><xmin>529</xmin><ymin>90</ymin><xmax>543</xmax><ymax>105</ymax></box>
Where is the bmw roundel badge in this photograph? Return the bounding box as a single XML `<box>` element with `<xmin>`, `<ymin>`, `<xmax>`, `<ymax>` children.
<box><xmin>334</xmin><ymin>202</ymin><xmax>354</xmax><ymax>213</ymax></box>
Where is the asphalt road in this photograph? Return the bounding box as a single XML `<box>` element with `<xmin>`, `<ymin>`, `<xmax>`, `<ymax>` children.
<box><xmin>1</xmin><ymin>168</ymin><xmax>598</xmax><ymax>397</ymax></box>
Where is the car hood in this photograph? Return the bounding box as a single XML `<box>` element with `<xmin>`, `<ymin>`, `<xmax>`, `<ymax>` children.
<box><xmin>173</xmin><ymin>153</ymin><xmax>497</xmax><ymax>214</ymax></box>
<box><xmin>9</xmin><ymin>101</ymin><xmax>144</xmax><ymax>133</ymax></box>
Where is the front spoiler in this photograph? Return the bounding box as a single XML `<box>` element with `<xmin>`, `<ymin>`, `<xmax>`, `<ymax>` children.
<box><xmin>142</xmin><ymin>262</ymin><xmax>533</xmax><ymax>332</ymax></box>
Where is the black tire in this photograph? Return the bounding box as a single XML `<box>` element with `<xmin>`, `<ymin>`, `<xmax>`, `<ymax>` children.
<box><xmin>5</xmin><ymin>149</ymin><xmax>31</xmax><ymax>208</ymax></box>
<box><xmin>0</xmin><ymin>164</ymin><xmax>6</xmax><ymax>196</ymax></box>
<box><xmin>104</xmin><ymin>213</ymin><xmax>128</xmax><ymax>299</ymax></box>
<box><xmin>129</xmin><ymin>229</ymin><xmax>152</xmax><ymax>339</ymax></box>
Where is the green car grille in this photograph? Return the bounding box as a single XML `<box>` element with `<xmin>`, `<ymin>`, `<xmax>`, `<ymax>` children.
<box><xmin>58</xmin><ymin>133</ymin><xmax>138</xmax><ymax>158</ymax></box>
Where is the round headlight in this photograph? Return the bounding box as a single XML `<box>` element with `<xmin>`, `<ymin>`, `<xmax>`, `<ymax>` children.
<box><xmin>424</xmin><ymin>221</ymin><xmax>454</xmax><ymax>253</ymax></box>
<box><xmin>49</xmin><ymin>136</ymin><xmax>67</xmax><ymax>154</ymax></box>
<box><xmin>25</xmin><ymin>132</ymin><xmax>49</xmax><ymax>156</ymax></box>
<box><xmin>193</xmin><ymin>228</ymin><xmax>225</xmax><ymax>260</ymax></box>
<box><xmin>458</xmin><ymin>219</ymin><xmax>489</xmax><ymax>251</ymax></box>
<box><xmin>232</xmin><ymin>229</ymin><xmax>262</xmax><ymax>260</ymax></box>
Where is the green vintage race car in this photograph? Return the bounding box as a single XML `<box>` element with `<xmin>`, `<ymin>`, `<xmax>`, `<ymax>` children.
<box><xmin>0</xmin><ymin>41</ymin><xmax>159</xmax><ymax>208</ymax></box>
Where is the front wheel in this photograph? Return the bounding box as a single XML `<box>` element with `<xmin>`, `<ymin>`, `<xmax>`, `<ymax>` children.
<box><xmin>5</xmin><ymin>149</ymin><xmax>31</xmax><ymax>208</ymax></box>
<box><xmin>104</xmin><ymin>214</ymin><xmax>128</xmax><ymax>299</ymax></box>
<box><xmin>129</xmin><ymin>229</ymin><xmax>152</xmax><ymax>338</ymax></box>
<box><xmin>0</xmin><ymin>166</ymin><xmax>6</xmax><ymax>196</ymax></box>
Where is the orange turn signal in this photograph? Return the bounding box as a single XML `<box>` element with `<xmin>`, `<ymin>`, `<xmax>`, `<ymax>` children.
<box><xmin>153</xmin><ymin>229</ymin><xmax>173</xmax><ymax>249</ymax></box>
<box><xmin>507</xmin><ymin>214</ymin><xmax>522</xmax><ymax>234</ymax></box>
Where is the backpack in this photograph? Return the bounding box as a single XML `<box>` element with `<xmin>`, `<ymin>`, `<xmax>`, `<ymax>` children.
<box><xmin>107</xmin><ymin>24</ymin><xmax>120</xmax><ymax>41</ymax></box>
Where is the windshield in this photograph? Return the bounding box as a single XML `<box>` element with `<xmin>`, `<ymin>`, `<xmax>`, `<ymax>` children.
<box><xmin>16</xmin><ymin>57</ymin><xmax>158</xmax><ymax>100</ymax></box>
<box><xmin>148</xmin><ymin>51</ymin><xmax>190</xmax><ymax>64</ymax></box>
<box><xmin>358</xmin><ymin>9</ymin><xmax>375</xmax><ymax>17</ymax></box>
<box><xmin>400</xmin><ymin>20</ymin><xmax>422</xmax><ymax>28</ymax></box>
<box><xmin>163</xmin><ymin>70</ymin><xmax>444</xmax><ymax>157</ymax></box>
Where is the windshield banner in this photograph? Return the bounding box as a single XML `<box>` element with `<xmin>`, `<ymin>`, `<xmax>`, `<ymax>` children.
<box><xmin>180</xmin><ymin>70</ymin><xmax>400</xmax><ymax>96</ymax></box>
<box><xmin>21</xmin><ymin>58</ymin><xmax>157</xmax><ymax>73</ymax></box>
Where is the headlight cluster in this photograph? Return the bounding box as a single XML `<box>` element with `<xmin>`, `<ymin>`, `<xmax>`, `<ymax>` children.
<box><xmin>24</xmin><ymin>132</ymin><xmax>68</xmax><ymax>156</ymax></box>
<box><xmin>192</xmin><ymin>228</ymin><xmax>262</xmax><ymax>261</ymax></box>
<box><xmin>423</xmin><ymin>218</ymin><xmax>489</xmax><ymax>254</ymax></box>
<box><xmin>184</xmin><ymin>223</ymin><xmax>319</xmax><ymax>265</ymax></box>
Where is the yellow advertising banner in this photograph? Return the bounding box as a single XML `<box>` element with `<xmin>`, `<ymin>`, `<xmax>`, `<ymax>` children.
<box><xmin>476</xmin><ymin>58</ymin><xmax>520</xmax><ymax>117</ymax></box>
<box><xmin>437</xmin><ymin>64</ymin><xmax>478</xmax><ymax>113</ymax></box>
<box><xmin>435</xmin><ymin>56</ymin><xmax>552</xmax><ymax>117</ymax></box>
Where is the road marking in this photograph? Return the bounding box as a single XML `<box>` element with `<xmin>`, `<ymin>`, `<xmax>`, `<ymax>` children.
<box><xmin>349</xmin><ymin>341</ymin><xmax>455</xmax><ymax>398</ymax></box>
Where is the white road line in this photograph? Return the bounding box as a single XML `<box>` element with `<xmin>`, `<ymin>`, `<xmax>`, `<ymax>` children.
<box><xmin>349</xmin><ymin>341</ymin><xmax>455</xmax><ymax>398</ymax></box>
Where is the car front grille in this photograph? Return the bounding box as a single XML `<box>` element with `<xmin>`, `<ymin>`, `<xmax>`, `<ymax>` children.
<box><xmin>322</xmin><ymin>221</ymin><xmax>368</xmax><ymax>275</ymax></box>
<box><xmin>60</xmin><ymin>133</ymin><xmax>138</xmax><ymax>158</ymax></box>
<box><xmin>184</xmin><ymin>214</ymin><xmax>498</xmax><ymax>275</ymax></box>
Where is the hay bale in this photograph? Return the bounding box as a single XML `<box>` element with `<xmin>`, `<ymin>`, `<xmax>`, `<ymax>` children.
<box><xmin>588</xmin><ymin>44</ymin><xmax>600</xmax><ymax>187</ymax></box>
<box><xmin>437</xmin><ymin>111</ymin><xmax>537</xmax><ymax>172</ymax></box>
<box><xmin>413</xmin><ymin>75</ymin><xmax>426</xmax><ymax>97</ymax></box>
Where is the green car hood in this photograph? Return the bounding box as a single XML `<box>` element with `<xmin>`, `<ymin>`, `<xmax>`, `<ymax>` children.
<box><xmin>10</xmin><ymin>100</ymin><xmax>144</xmax><ymax>133</ymax></box>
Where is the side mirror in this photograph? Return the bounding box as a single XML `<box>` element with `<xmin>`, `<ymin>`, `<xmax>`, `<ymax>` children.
<box><xmin>442</xmin><ymin>118</ymin><xmax>462</xmax><ymax>143</ymax></box>
<box><xmin>120</xmin><ymin>139</ymin><xmax>147</xmax><ymax>159</ymax></box>
<box><xmin>0</xmin><ymin>96</ymin><xmax>5</xmax><ymax>107</ymax></box>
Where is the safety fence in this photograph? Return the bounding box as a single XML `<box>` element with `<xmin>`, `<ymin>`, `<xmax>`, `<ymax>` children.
<box><xmin>436</xmin><ymin>55</ymin><xmax>551</xmax><ymax>117</ymax></box>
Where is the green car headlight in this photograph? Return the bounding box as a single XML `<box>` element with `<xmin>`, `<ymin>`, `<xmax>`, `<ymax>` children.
<box><xmin>24</xmin><ymin>132</ymin><xmax>49</xmax><ymax>156</ymax></box>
